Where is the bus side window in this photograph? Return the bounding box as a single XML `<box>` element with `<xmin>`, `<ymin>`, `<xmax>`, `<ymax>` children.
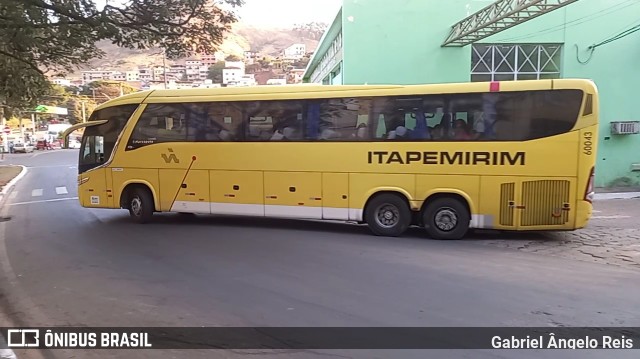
<box><xmin>244</xmin><ymin>100</ymin><xmax>303</xmax><ymax>141</ymax></box>
<box><xmin>314</xmin><ymin>97</ymin><xmax>370</xmax><ymax>141</ymax></box>
<box><xmin>185</xmin><ymin>103</ymin><xmax>238</xmax><ymax>142</ymax></box>
<box><xmin>127</xmin><ymin>104</ymin><xmax>187</xmax><ymax>149</ymax></box>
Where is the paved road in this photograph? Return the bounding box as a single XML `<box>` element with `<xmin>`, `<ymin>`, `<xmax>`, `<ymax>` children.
<box><xmin>0</xmin><ymin>151</ymin><xmax>638</xmax><ymax>359</ymax></box>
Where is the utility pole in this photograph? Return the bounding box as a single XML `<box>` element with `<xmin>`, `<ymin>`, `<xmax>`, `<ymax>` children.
<box><xmin>0</xmin><ymin>107</ymin><xmax>7</xmax><ymax>153</ymax></box>
<box><xmin>81</xmin><ymin>100</ymin><xmax>86</xmax><ymax>123</ymax></box>
<box><xmin>162</xmin><ymin>48</ymin><xmax>168</xmax><ymax>89</ymax></box>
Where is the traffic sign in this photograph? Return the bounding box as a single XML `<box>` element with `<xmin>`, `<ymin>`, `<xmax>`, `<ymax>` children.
<box><xmin>3</xmin><ymin>126</ymin><xmax>10</xmax><ymax>134</ymax></box>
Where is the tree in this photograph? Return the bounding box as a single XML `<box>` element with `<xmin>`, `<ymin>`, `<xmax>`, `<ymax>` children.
<box><xmin>207</xmin><ymin>61</ymin><xmax>226</xmax><ymax>83</ymax></box>
<box><xmin>293</xmin><ymin>56</ymin><xmax>311</xmax><ymax>69</ymax></box>
<box><xmin>225</xmin><ymin>54</ymin><xmax>242</xmax><ymax>62</ymax></box>
<box><xmin>65</xmin><ymin>96</ymin><xmax>96</xmax><ymax>124</ymax></box>
<box><xmin>80</xmin><ymin>81</ymin><xmax>139</xmax><ymax>102</ymax></box>
<box><xmin>0</xmin><ymin>0</ymin><xmax>243</xmax><ymax>113</ymax></box>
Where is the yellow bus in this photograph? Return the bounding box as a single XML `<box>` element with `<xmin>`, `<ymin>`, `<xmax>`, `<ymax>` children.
<box><xmin>64</xmin><ymin>79</ymin><xmax>598</xmax><ymax>240</ymax></box>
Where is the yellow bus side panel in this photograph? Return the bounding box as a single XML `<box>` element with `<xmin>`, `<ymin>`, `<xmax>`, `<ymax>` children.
<box><xmin>415</xmin><ymin>174</ymin><xmax>480</xmax><ymax>221</ymax></box>
<box><xmin>111</xmin><ymin>169</ymin><xmax>161</xmax><ymax>211</ymax></box>
<box><xmin>79</xmin><ymin>168</ymin><xmax>108</xmax><ymax>208</ymax></box>
<box><xmin>160</xmin><ymin>169</ymin><xmax>210</xmax><ymax>213</ymax></box>
<box><xmin>478</xmin><ymin>176</ymin><xmax>519</xmax><ymax>230</ymax></box>
<box><xmin>210</xmin><ymin>170</ymin><xmax>265</xmax><ymax>216</ymax></box>
<box><xmin>264</xmin><ymin>171</ymin><xmax>322</xmax><ymax>219</ymax></box>
<box><xmin>349</xmin><ymin>173</ymin><xmax>416</xmax><ymax>221</ymax></box>
<box><xmin>575</xmin><ymin>125</ymin><xmax>598</xmax><ymax>229</ymax></box>
<box><xmin>322</xmin><ymin>173</ymin><xmax>350</xmax><ymax>221</ymax></box>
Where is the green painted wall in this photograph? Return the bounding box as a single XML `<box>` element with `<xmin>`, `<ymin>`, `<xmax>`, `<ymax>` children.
<box><xmin>309</xmin><ymin>0</ymin><xmax>640</xmax><ymax>187</ymax></box>
<box><xmin>341</xmin><ymin>0</ymin><xmax>471</xmax><ymax>85</ymax></box>
<box><xmin>481</xmin><ymin>0</ymin><xmax>640</xmax><ymax>187</ymax></box>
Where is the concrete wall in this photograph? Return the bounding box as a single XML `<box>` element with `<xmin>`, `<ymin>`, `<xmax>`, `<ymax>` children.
<box><xmin>341</xmin><ymin>0</ymin><xmax>472</xmax><ymax>85</ymax></box>
<box><xmin>309</xmin><ymin>0</ymin><xmax>640</xmax><ymax>187</ymax></box>
<box><xmin>480</xmin><ymin>0</ymin><xmax>640</xmax><ymax>187</ymax></box>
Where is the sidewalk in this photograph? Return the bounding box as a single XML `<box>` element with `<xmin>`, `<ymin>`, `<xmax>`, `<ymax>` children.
<box><xmin>594</xmin><ymin>186</ymin><xmax>640</xmax><ymax>201</ymax></box>
<box><xmin>0</xmin><ymin>336</ymin><xmax>17</xmax><ymax>359</ymax></box>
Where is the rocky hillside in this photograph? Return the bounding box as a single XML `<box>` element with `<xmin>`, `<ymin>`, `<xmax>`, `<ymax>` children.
<box><xmin>76</xmin><ymin>22</ymin><xmax>326</xmax><ymax>73</ymax></box>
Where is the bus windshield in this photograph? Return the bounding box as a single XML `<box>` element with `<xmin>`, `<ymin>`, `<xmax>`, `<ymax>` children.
<box><xmin>79</xmin><ymin>104</ymin><xmax>138</xmax><ymax>173</ymax></box>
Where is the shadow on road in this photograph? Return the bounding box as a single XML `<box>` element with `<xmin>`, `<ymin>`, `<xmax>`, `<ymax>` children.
<box><xmin>96</xmin><ymin>211</ymin><xmax>560</xmax><ymax>243</ymax></box>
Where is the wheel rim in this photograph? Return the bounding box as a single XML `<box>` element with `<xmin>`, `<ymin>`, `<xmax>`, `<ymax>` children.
<box><xmin>131</xmin><ymin>196</ymin><xmax>142</xmax><ymax>216</ymax></box>
<box><xmin>434</xmin><ymin>208</ymin><xmax>458</xmax><ymax>232</ymax></box>
<box><xmin>374</xmin><ymin>203</ymin><xmax>400</xmax><ymax>228</ymax></box>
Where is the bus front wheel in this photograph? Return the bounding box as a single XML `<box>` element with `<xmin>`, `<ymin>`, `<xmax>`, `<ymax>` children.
<box><xmin>128</xmin><ymin>187</ymin><xmax>154</xmax><ymax>224</ymax></box>
<box><xmin>422</xmin><ymin>197</ymin><xmax>470</xmax><ymax>240</ymax></box>
<box><xmin>365</xmin><ymin>194</ymin><xmax>411</xmax><ymax>237</ymax></box>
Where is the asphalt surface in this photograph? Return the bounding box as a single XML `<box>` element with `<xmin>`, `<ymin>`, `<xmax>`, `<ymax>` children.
<box><xmin>0</xmin><ymin>150</ymin><xmax>638</xmax><ymax>359</ymax></box>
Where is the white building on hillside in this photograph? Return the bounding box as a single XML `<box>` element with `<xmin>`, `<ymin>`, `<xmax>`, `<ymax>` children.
<box><xmin>223</xmin><ymin>68</ymin><xmax>244</xmax><ymax>85</ymax></box>
<box><xmin>81</xmin><ymin>70</ymin><xmax>115</xmax><ymax>84</ymax></box>
<box><xmin>283</xmin><ymin>44</ymin><xmax>306</xmax><ymax>60</ymax></box>
<box><xmin>51</xmin><ymin>78</ymin><xmax>71</xmax><ymax>87</ymax></box>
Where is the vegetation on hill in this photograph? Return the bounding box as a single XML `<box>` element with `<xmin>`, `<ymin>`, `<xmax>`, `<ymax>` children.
<box><xmin>0</xmin><ymin>0</ymin><xmax>242</xmax><ymax>116</ymax></box>
<box><xmin>76</xmin><ymin>21</ymin><xmax>327</xmax><ymax>73</ymax></box>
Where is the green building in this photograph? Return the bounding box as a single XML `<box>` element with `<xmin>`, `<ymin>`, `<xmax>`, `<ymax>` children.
<box><xmin>303</xmin><ymin>0</ymin><xmax>640</xmax><ymax>188</ymax></box>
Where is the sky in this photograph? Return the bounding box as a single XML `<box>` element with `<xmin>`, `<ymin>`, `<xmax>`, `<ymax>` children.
<box><xmin>233</xmin><ymin>0</ymin><xmax>342</xmax><ymax>27</ymax></box>
<box><xmin>94</xmin><ymin>0</ymin><xmax>342</xmax><ymax>28</ymax></box>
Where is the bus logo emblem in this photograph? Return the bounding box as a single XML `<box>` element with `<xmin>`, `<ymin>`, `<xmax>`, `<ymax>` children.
<box><xmin>161</xmin><ymin>149</ymin><xmax>180</xmax><ymax>164</ymax></box>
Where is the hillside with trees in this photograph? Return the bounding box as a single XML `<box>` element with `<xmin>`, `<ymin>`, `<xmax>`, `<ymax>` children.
<box><xmin>75</xmin><ymin>21</ymin><xmax>327</xmax><ymax>72</ymax></box>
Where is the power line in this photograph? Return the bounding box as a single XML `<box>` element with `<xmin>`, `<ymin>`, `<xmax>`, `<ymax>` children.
<box><xmin>493</xmin><ymin>0</ymin><xmax>640</xmax><ymax>43</ymax></box>
<box><xmin>592</xmin><ymin>24</ymin><xmax>640</xmax><ymax>48</ymax></box>
<box><xmin>575</xmin><ymin>22</ymin><xmax>640</xmax><ymax>64</ymax></box>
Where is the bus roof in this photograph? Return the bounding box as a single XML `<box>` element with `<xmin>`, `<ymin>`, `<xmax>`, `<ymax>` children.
<box><xmin>93</xmin><ymin>79</ymin><xmax>597</xmax><ymax>111</ymax></box>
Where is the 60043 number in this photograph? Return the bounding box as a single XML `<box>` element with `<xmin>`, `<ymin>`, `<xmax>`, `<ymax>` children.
<box><xmin>583</xmin><ymin>132</ymin><xmax>594</xmax><ymax>155</ymax></box>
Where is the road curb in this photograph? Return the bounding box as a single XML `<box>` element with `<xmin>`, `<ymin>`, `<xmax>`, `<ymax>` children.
<box><xmin>593</xmin><ymin>192</ymin><xmax>640</xmax><ymax>201</ymax></box>
<box><xmin>0</xmin><ymin>164</ymin><xmax>46</xmax><ymax>359</ymax></box>
<box><xmin>0</xmin><ymin>165</ymin><xmax>25</xmax><ymax>359</ymax></box>
<box><xmin>0</xmin><ymin>166</ymin><xmax>28</xmax><ymax>206</ymax></box>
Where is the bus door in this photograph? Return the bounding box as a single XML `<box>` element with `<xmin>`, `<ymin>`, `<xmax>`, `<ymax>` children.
<box><xmin>64</xmin><ymin>121</ymin><xmax>112</xmax><ymax>208</ymax></box>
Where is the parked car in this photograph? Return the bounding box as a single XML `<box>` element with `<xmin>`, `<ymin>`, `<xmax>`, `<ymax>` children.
<box><xmin>68</xmin><ymin>139</ymin><xmax>81</xmax><ymax>149</ymax></box>
<box><xmin>13</xmin><ymin>142</ymin><xmax>34</xmax><ymax>153</ymax></box>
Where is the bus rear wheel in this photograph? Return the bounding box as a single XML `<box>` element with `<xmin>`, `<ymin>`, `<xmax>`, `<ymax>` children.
<box><xmin>422</xmin><ymin>197</ymin><xmax>470</xmax><ymax>240</ymax></box>
<box><xmin>128</xmin><ymin>187</ymin><xmax>154</xmax><ymax>224</ymax></box>
<box><xmin>365</xmin><ymin>194</ymin><xmax>411</xmax><ymax>237</ymax></box>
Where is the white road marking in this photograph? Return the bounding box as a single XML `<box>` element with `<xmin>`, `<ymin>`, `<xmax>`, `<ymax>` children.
<box><xmin>27</xmin><ymin>165</ymin><xmax>75</xmax><ymax>169</ymax></box>
<box><xmin>55</xmin><ymin>186</ymin><xmax>68</xmax><ymax>195</ymax></box>
<box><xmin>31</xmin><ymin>189</ymin><xmax>43</xmax><ymax>197</ymax></box>
<box><xmin>8</xmin><ymin>191</ymin><xmax>18</xmax><ymax>200</ymax></box>
<box><xmin>593</xmin><ymin>210</ymin><xmax>602</xmax><ymax>213</ymax></box>
<box><xmin>10</xmin><ymin>197</ymin><xmax>79</xmax><ymax>206</ymax></box>
<box><xmin>592</xmin><ymin>215</ymin><xmax>631</xmax><ymax>219</ymax></box>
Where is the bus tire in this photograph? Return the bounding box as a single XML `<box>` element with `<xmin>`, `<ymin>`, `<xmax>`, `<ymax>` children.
<box><xmin>422</xmin><ymin>197</ymin><xmax>470</xmax><ymax>240</ymax></box>
<box><xmin>128</xmin><ymin>187</ymin><xmax>154</xmax><ymax>224</ymax></box>
<box><xmin>365</xmin><ymin>194</ymin><xmax>411</xmax><ymax>237</ymax></box>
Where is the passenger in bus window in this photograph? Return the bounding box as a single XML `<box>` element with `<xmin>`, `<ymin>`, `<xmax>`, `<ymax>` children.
<box><xmin>432</xmin><ymin>113</ymin><xmax>452</xmax><ymax>140</ymax></box>
<box><xmin>453</xmin><ymin>119</ymin><xmax>472</xmax><ymax>140</ymax></box>
<box><xmin>353</xmin><ymin>123</ymin><xmax>368</xmax><ymax>139</ymax></box>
